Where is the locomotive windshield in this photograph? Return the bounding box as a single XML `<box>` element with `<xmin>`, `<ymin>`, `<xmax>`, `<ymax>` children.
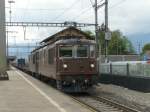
<box><xmin>77</xmin><ymin>45</ymin><xmax>88</xmax><ymax>57</ymax></box>
<box><xmin>59</xmin><ymin>45</ymin><xmax>73</xmax><ymax>57</ymax></box>
<box><xmin>59</xmin><ymin>45</ymin><xmax>95</xmax><ymax>58</ymax></box>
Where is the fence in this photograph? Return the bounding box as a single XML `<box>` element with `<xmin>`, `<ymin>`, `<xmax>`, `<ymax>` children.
<box><xmin>100</xmin><ymin>55</ymin><xmax>141</xmax><ymax>63</ymax></box>
<box><xmin>100</xmin><ymin>62</ymin><xmax>150</xmax><ymax>78</ymax></box>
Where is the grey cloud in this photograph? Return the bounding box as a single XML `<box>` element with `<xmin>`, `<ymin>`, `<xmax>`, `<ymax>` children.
<box><xmin>6</xmin><ymin>0</ymin><xmax>150</xmax><ymax>43</ymax></box>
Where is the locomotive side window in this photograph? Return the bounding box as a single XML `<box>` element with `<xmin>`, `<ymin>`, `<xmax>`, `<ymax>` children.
<box><xmin>33</xmin><ymin>54</ymin><xmax>36</xmax><ymax>64</ymax></box>
<box><xmin>28</xmin><ymin>55</ymin><xmax>30</xmax><ymax>62</ymax></box>
<box><xmin>44</xmin><ymin>50</ymin><xmax>46</xmax><ymax>64</ymax></box>
<box><xmin>76</xmin><ymin>45</ymin><xmax>88</xmax><ymax>57</ymax></box>
<box><xmin>48</xmin><ymin>49</ymin><xmax>54</xmax><ymax>64</ymax></box>
<box><xmin>59</xmin><ymin>45</ymin><xmax>72</xmax><ymax>57</ymax></box>
<box><xmin>90</xmin><ymin>45</ymin><xmax>95</xmax><ymax>57</ymax></box>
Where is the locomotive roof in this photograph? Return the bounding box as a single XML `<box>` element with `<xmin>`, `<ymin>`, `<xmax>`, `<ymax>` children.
<box><xmin>31</xmin><ymin>27</ymin><xmax>94</xmax><ymax>53</ymax></box>
<box><xmin>31</xmin><ymin>39</ymin><xmax>95</xmax><ymax>53</ymax></box>
<box><xmin>55</xmin><ymin>39</ymin><xmax>96</xmax><ymax>45</ymax></box>
<box><xmin>40</xmin><ymin>27</ymin><xmax>93</xmax><ymax>44</ymax></box>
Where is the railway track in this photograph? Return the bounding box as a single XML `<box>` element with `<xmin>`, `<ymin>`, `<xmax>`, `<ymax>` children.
<box><xmin>16</xmin><ymin>67</ymin><xmax>142</xmax><ymax>112</ymax></box>
<box><xmin>70</xmin><ymin>94</ymin><xmax>141</xmax><ymax>112</ymax></box>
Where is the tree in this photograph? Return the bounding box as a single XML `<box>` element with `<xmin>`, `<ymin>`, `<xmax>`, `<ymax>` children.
<box><xmin>84</xmin><ymin>30</ymin><xmax>135</xmax><ymax>55</ymax></box>
<box><xmin>107</xmin><ymin>30</ymin><xmax>124</xmax><ymax>55</ymax></box>
<box><xmin>99</xmin><ymin>30</ymin><xmax>135</xmax><ymax>55</ymax></box>
<box><xmin>122</xmin><ymin>37</ymin><xmax>135</xmax><ymax>54</ymax></box>
<box><xmin>84</xmin><ymin>30</ymin><xmax>95</xmax><ymax>40</ymax></box>
<box><xmin>98</xmin><ymin>31</ymin><xmax>105</xmax><ymax>54</ymax></box>
<box><xmin>142</xmin><ymin>43</ymin><xmax>150</xmax><ymax>54</ymax></box>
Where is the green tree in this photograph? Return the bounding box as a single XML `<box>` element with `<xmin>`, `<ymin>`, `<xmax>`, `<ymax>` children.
<box><xmin>98</xmin><ymin>31</ymin><xmax>105</xmax><ymax>54</ymax></box>
<box><xmin>84</xmin><ymin>30</ymin><xmax>135</xmax><ymax>55</ymax></box>
<box><xmin>107</xmin><ymin>30</ymin><xmax>124</xmax><ymax>55</ymax></box>
<box><xmin>84</xmin><ymin>30</ymin><xmax>95</xmax><ymax>40</ymax></box>
<box><xmin>142</xmin><ymin>43</ymin><xmax>150</xmax><ymax>54</ymax></box>
<box><xmin>122</xmin><ymin>37</ymin><xmax>135</xmax><ymax>54</ymax></box>
<box><xmin>99</xmin><ymin>30</ymin><xmax>135</xmax><ymax>55</ymax></box>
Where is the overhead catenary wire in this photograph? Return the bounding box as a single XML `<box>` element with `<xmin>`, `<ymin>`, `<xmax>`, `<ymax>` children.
<box><xmin>90</xmin><ymin>0</ymin><xmax>94</xmax><ymax>7</ymax></box>
<box><xmin>73</xmin><ymin>0</ymin><xmax>103</xmax><ymax>19</ymax></box>
<box><xmin>90</xmin><ymin>0</ymin><xmax>104</xmax><ymax>6</ymax></box>
<box><xmin>72</xmin><ymin>0</ymin><xmax>105</xmax><ymax>22</ymax></box>
<box><xmin>51</xmin><ymin>0</ymin><xmax>80</xmax><ymax>21</ymax></box>
<box><xmin>76</xmin><ymin>0</ymin><xmax>127</xmax><ymax>23</ymax></box>
<box><xmin>71</xmin><ymin>6</ymin><xmax>93</xmax><ymax>21</ymax></box>
<box><xmin>110</xmin><ymin>0</ymin><xmax>127</xmax><ymax>9</ymax></box>
<box><xmin>74</xmin><ymin>0</ymin><xmax>104</xmax><ymax>20</ymax></box>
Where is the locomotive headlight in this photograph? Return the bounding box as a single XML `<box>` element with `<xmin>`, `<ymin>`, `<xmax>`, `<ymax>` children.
<box><xmin>63</xmin><ymin>64</ymin><xmax>68</xmax><ymax>68</ymax></box>
<box><xmin>90</xmin><ymin>64</ymin><xmax>95</xmax><ymax>68</ymax></box>
<box><xmin>85</xmin><ymin>79</ymin><xmax>88</xmax><ymax>83</ymax></box>
<box><xmin>72</xmin><ymin>80</ymin><xmax>76</xmax><ymax>83</ymax></box>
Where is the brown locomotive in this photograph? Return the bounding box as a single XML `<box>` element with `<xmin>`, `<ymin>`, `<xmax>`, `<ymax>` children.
<box><xmin>28</xmin><ymin>27</ymin><xmax>98</xmax><ymax>92</ymax></box>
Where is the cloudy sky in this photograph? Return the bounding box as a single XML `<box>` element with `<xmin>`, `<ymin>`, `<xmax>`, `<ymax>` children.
<box><xmin>5</xmin><ymin>0</ymin><xmax>150</xmax><ymax>52</ymax></box>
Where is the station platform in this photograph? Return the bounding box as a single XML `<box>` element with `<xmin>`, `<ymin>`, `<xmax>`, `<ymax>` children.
<box><xmin>0</xmin><ymin>67</ymin><xmax>92</xmax><ymax>112</ymax></box>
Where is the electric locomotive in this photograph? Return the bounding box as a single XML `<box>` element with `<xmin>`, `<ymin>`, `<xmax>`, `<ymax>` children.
<box><xmin>28</xmin><ymin>27</ymin><xmax>98</xmax><ymax>92</ymax></box>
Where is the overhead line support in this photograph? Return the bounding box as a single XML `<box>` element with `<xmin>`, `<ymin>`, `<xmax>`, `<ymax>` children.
<box><xmin>6</xmin><ymin>22</ymin><xmax>95</xmax><ymax>27</ymax></box>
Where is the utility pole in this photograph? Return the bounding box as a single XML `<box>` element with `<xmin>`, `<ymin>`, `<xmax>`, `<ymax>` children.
<box><xmin>94</xmin><ymin>0</ymin><xmax>100</xmax><ymax>75</ymax></box>
<box><xmin>8</xmin><ymin>0</ymin><xmax>15</xmax><ymax>24</ymax></box>
<box><xmin>104</xmin><ymin>0</ymin><xmax>109</xmax><ymax>62</ymax></box>
<box><xmin>105</xmin><ymin>0</ymin><xmax>108</xmax><ymax>31</ymax></box>
<box><xmin>93</xmin><ymin>0</ymin><xmax>110</xmax><ymax>63</ymax></box>
<box><xmin>95</xmin><ymin>0</ymin><xmax>99</xmax><ymax>53</ymax></box>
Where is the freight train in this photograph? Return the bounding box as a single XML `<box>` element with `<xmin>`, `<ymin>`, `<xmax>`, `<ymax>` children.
<box><xmin>17</xmin><ymin>27</ymin><xmax>98</xmax><ymax>92</ymax></box>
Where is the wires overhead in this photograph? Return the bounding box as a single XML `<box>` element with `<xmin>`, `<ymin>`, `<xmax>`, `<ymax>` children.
<box><xmin>90</xmin><ymin>0</ymin><xmax>94</xmax><ymax>7</ymax></box>
<box><xmin>110</xmin><ymin>0</ymin><xmax>127</xmax><ymax>9</ymax></box>
<box><xmin>51</xmin><ymin>0</ymin><xmax>79</xmax><ymax>21</ymax></box>
<box><xmin>70</xmin><ymin>0</ymin><xmax>95</xmax><ymax>21</ymax></box>
<box><xmin>71</xmin><ymin>6</ymin><xmax>93</xmax><ymax>21</ymax></box>
<box><xmin>72</xmin><ymin>0</ymin><xmax>105</xmax><ymax>22</ymax></box>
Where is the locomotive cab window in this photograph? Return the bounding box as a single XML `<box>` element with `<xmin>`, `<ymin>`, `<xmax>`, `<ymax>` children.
<box><xmin>59</xmin><ymin>45</ymin><xmax>72</xmax><ymax>57</ymax></box>
<box><xmin>76</xmin><ymin>45</ymin><xmax>88</xmax><ymax>57</ymax></box>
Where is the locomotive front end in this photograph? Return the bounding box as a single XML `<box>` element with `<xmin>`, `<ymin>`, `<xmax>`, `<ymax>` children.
<box><xmin>56</xmin><ymin>39</ymin><xmax>98</xmax><ymax>92</ymax></box>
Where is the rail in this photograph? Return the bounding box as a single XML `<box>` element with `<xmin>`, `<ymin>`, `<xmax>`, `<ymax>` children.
<box><xmin>69</xmin><ymin>94</ymin><xmax>141</xmax><ymax>112</ymax></box>
<box><xmin>93</xmin><ymin>96</ymin><xmax>141</xmax><ymax>112</ymax></box>
<box><xmin>15</xmin><ymin>66</ymin><xmax>141</xmax><ymax>112</ymax></box>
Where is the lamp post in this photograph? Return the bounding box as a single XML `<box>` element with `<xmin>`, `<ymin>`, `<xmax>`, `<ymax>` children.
<box><xmin>7</xmin><ymin>0</ymin><xmax>15</xmax><ymax>61</ymax></box>
<box><xmin>8</xmin><ymin>0</ymin><xmax>15</xmax><ymax>23</ymax></box>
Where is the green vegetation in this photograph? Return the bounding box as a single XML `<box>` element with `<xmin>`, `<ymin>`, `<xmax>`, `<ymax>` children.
<box><xmin>84</xmin><ymin>30</ymin><xmax>95</xmax><ymax>40</ymax></box>
<box><xmin>142</xmin><ymin>43</ymin><xmax>150</xmax><ymax>54</ymax></box>
<box><xmin>84</xmin><ymin>30</ymin><xmax>135</xmax><ymax>55</ymax></box>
